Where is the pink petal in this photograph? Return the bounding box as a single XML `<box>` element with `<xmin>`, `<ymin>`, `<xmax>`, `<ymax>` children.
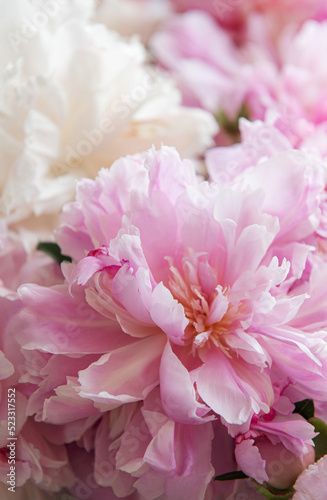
<box><xmin>78</xmin><ymin>334</ymin><xmax>166</xmax><ymax>405</ymax></box>
<box><xmin>160</xmin><ymin>341</ymin><xmax>213</xmax><ymax>424</ymax></box>
<box><xmin>18</xmin><ymin>285</ymin><xmax>128</xmax><ymax>355</ymax></box>
<box><xmin>235</xmin><ymin>439</ymin><xmax>269</xmax><ymax>484</ymax></box>
<box><xmin>150</xmin><ymin>282</ymin><xmax>188</xmax><ymax>345</ymax></box>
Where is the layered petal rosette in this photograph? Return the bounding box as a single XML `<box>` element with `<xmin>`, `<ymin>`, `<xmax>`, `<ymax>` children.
<box><xmin>16</xmin><ymin>145</ymin><xmax>327</xmax><ymax>439</ymax></box>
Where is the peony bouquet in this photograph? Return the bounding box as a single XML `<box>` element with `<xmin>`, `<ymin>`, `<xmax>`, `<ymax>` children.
<box><xmin>1</xmin><ymin>1</ymin><xmax>327</xmax><ymax>499</ymax></box>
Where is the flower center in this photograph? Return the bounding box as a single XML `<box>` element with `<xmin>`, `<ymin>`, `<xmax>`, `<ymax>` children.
<box><xmin>167</xmin><ymin>253</ymin><xmax>245</xmax><ymax>355</ymax></box>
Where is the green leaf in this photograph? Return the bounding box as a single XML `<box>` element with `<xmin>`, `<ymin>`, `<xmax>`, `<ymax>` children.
<box><xmin>214</xmin><ymin>470</ymin><xmax>248</xmax><ymax>481</ymax></box>
<box><xmin>37</xmin><ymin>242</ymin><xmax>72</xmax><ymax>265</ymax></box>
<box><xmin>215</xmin><ymin>103</ymin><xmax>249</xmax><ymax>139</ymax></box>
<box><xmin>293</xmin><ymin>399</ymin><xmax>315</xmax><ymax>420</ymax></box>
<box><xmin>252</xmin><ymin>480</ymin><xmax>294</xmax><ymax>499</ymax></box>
<box><xmin>309</xmin><ymin>417</ymin><xmax>327</xmax><ymax>461</ymax></box>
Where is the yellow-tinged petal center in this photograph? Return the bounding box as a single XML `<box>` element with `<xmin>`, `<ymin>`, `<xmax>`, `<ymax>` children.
<box><xmin>167</xmin><ymin>254</ymin><xmax>247</xmax><ymax>355</ymax></box>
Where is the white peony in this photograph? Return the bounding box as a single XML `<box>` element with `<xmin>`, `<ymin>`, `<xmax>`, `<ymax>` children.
<box><xmin>0</xmin><ymin>0</ymin><xmax>217</xmax><ymax>228</ymax></box>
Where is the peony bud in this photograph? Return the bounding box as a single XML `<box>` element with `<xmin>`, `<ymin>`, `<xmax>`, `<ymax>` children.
<box><xmin>235</xmin><ymin>435</ymin><xmax>316</xmax><ymax>490</ymax></box>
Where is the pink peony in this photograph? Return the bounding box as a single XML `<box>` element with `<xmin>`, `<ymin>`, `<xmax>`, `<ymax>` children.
<box><xmin>0</xmin><ymin>224</ymin><xmax>74</xmax><ymax>493</ymax></box>
<box><xmin>150</xmin><ymin>10</ymin><xmax>288</xmax><ymax>140</ymax></box>
<box><xmin>16</xmin><ymin>145</ymin><xmax>327</xmax><ymax>437</ymax></box>
<box><xmin>150</xmin><ymin>11</ymin><xmax>248</xmax><ymax>119</ymax></box>
<box><xmin>206</xmin><ymin>116</ymin><xmax>327</xmax><ymax>265</ymax></box>
<box><xmin>151</xmin><ymin>11</ymin><xmax>327</xmax><ymax>147</ymax></box>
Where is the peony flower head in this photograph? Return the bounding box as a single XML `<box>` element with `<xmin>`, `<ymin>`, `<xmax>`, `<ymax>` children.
<box><xmin>151</xmin><ymin>11</ymin><xmax>327</xmax><ymax>148</ymax></box>
<box><xmin>15</xmin><ymin>145</ymin><xmax>327</xmax><ymax>442</ymax></box>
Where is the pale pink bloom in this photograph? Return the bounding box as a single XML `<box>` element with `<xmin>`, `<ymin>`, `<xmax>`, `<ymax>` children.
<box><xmin>0</xmin><ymin>223</ymin><xmax>62</xmax><ymax>450</ymax></box>
<box><xmin>277</xmin><ymin>21</ymin><xmax>327</xmax><ymax>126</ymax></box>
<box><xmin>0</xmin><ymin>223</ymin><xmax>73</xmax><ymax>493</ymax></box>
<box><xmin>293</xmin><ymin>455</ymin><xmax>327</xmax><ymax>499</ymax></box>
<box><xmin>150</xmin><ymin>11</ymin><xmax>248</xmax><ymax>118</ymax></box>
<box><xmin>169</xmin><ymin>0</ymin><xmax>244</xmax><ymax>30</ymax></box>
<box><xmin>206</xmin><ymin>117</ymin><xmax>327</xmax><ymax>262</ymax></box>
<box><xmin>151</xmin><ymin>12</ymin><xmax>327</xmax><ymax>147</ymax></box>
<box><xmin>16</xmin><ymin>146</ymin><xmax>327</xmax><ymax>437</ymax></box>
<box><xmin>246</xmin><ymin>20</ymin><xmax>327</xmax><ymax>145</ymax></box>
<box><xmin>150</xmin><ymin>10</ymin><xmax>288</xmax><ymax>130</ymax></box>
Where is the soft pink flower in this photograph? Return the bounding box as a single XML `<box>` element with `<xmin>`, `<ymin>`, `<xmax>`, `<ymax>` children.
<box><xmin>15</xmin><ymin>146</ymin><xmax>327</xmax><ymax>438</ymax></box>
<box><xmin>0</xmin><ymin>224</ymin><xmax>73</xmax><ymax>493</ymax></box>
<box><xmin>206</xmin><ymin>117</ymin><xmax>327</xmax><ymax>285</ymax></box>
<box><xmin>150</xmin><ymin>10</ymin><xmax>287</xmax><ymax>137</ymax></box>
<box><xmin>151</xmin><ymin>12</ymin><xmax>327</xmax><ymax>146</ymax></box>
<box><xmin>150</xmin><ymin>11</ymin><xmax>248</xmax><ymax>118</ymax></box>
<box><xmin>293</xmin><ymin>454</ymin><xmax>327</xmax><ymax>499</ymax></box>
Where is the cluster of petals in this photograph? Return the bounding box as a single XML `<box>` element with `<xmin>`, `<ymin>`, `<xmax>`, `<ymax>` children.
<box><xmin>0</xmin><ymin>223</ymin><xmax>75</xmax><ymax>496</ymax></box>
<box><xmin>2</xmin><ymin>1</ymin><xmax>327</xmax><ymax>498</ymax></box>
<box><xmin>10</xmin><ymin>141</ymin><xmax>327</xmax><ymax>497</ymax></box>
<box><xmin>151</xmin><ymin>9</ymin><xmax>327</xmax><ymax>149</ymax></box>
